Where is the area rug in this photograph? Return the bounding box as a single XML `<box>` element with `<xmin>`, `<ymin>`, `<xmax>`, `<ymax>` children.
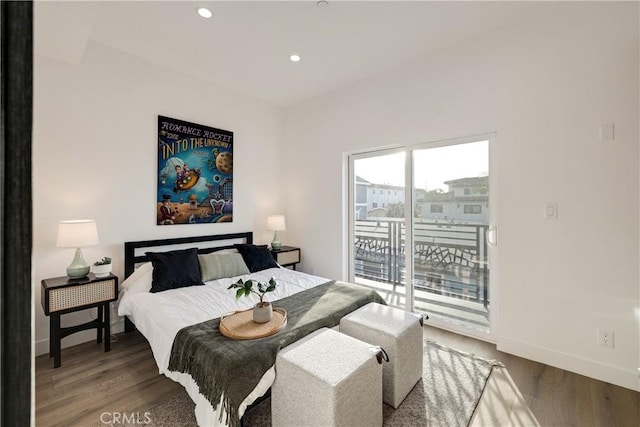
<box><xmin>148</xmin><ymin>340</ymin><xmax>503</xmax><ymax>427</ymax></box>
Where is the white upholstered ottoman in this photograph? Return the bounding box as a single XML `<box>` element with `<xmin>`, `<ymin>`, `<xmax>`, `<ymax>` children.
<box><xmin>340</xmin><ymin>302</ymin><xmax>423</xmax><ymax>409</ymax></box>
<box><xmin>272</xmin><ymin>327</ymin><xmax>383</xmax><ymax>427</ymax></box>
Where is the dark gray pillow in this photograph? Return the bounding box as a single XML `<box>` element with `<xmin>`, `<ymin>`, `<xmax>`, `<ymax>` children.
<box><xmin>234</xmin><ymin>244</ymin><xmax>279</xmax><ymax>273</ymax></box>
<box><xmin>146</xmin><ymin>248</ymin><xmax>204</xmax><ymax>293</ymax></box>
<box><xmin>198</xmin><ymin>252</ymin><xmax>250</xmax><ymax>282</ymax></box>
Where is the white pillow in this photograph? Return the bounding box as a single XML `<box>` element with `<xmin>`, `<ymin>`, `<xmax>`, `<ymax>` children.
<box><xmin>119</xmin><ymin>262</ymin><xmax>153</xmax><ymax>295</ymax></box>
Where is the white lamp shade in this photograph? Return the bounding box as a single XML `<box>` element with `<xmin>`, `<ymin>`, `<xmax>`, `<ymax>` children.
<box><xmin>267</xmin><ymin>215</ymin><xmax>286</xmax><ymax>231</ymax></box>
<box><xmin>56</xmin><ymin>220</ymin><xmax>99</xmax><ymax>248</ymax></box>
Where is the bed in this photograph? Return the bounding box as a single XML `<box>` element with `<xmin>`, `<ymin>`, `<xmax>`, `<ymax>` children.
<box><xmin>118</xmin><ymin>232</ymin><xmax>384</xmax><ymax>427</ymax></box>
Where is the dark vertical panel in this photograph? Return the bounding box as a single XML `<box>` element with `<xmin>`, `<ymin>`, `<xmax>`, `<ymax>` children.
<box><xmin>1</xmin><ymin>1</ymin><xmax>33</xmax><ymax>426</ymax></box>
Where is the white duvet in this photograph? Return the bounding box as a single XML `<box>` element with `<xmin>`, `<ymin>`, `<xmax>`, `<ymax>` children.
<box><xmin>118</xmin><ymin>266</ymin><xmax>329</xmax><ymax>426</ymax></box>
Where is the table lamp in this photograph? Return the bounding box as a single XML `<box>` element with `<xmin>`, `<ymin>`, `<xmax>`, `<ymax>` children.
<box><xmin>56</xmin><ymin>219</ymin><xmax>99</xmax><ymax>278</ymax></box>
<box><xmin>267</xmin><ymin>215</ymin><xmax>286</xmax><ymax>250</ymax></box>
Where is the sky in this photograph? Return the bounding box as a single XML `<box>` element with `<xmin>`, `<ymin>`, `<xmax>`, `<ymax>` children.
<box><xmin>354</xmin><ymin>140</ymin><xmax>488</xmax><ymax>191</ymax></box>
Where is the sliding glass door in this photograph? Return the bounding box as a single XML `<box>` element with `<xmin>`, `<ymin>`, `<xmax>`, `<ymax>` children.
<box><xmin>411</xmin><ymin>140</ymin><xmax>490</xmax><ymax>334</ymax></box>
<box><xmin>349</xmin><ymin>135</ymin><xmax>494</xmax><ymax>338</ymax></box>
<box><xmin>351</xmin><ymin>150</ymin><xmax>407</xmax><ymax>307</ymax></box>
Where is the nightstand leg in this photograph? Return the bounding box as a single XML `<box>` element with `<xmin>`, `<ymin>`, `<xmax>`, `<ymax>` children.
<box><xmin>51</xmin><ymin>314</ymin><xmax>61</xmax><ymax>368</ymax></box>
<box><xmin>104</xmin><ymin>303</ymin><xmax>111</xmax><ymax>352</ymax></box>
<box><xmin>49</xmin><ymin>315</ymin><xmax>54</xmax><ymax>357</ymax></box>
<box><xmin>96</xmin><ymin>305</ymin><xmax>103</xmax><ymax>344</ymax></box>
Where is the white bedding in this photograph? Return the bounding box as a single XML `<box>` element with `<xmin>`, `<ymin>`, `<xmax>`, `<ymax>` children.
<box><xmin>118</xmin><ymin>266</ymin><xmax>329</xmax><ymax>426</ymax></box>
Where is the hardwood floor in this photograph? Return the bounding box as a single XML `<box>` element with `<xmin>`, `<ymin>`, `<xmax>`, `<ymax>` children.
<box><xmin>35</xmin><ymin>327</ymin><xmax>639</xmax><ymax>426</ymax></box>
<box><xmin>36</xmin><ymin>332</ymin><xmax>182</xmax><ymax>427</ymax></box>
<box><xmin>425</xmin><ymin>326</ymin><xmax>640</xmax><ymax>427</ymax></box>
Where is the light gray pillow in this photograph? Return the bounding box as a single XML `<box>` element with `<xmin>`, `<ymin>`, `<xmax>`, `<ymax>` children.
<box><xmin>198</xmin><ymin>252</ymin><xmax>250</xmax><ymax>282</ymax></box>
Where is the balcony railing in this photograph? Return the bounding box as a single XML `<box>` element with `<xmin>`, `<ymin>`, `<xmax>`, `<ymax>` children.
<box><xmin>354</xmin><ymin>219</ymin><xmax>489</xmax><ymax>306</ymax></box>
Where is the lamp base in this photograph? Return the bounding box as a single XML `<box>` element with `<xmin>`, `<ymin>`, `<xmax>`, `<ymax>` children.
<box><xmin>66</xmin><ymin>248</ymin><xmax>90</xmax><ymax>279</ymax></box>
<box><xmin>271</xmin><ymin>230</ymin><xmax>282</xmax><ymax>250</ymax></box>
<box><xmin>67</xmin><ymin>265</ymin><xmax>90</xmax><ymax>279</ymax></box>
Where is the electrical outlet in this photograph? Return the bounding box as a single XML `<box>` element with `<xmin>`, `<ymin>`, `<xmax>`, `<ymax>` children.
<box><xmin>598</xmin><ymin>329</ymin><xmax>614</xmax><ymax>348</ymax></box>
<box><xmin>544</xmin><ymin>203</ymin><xmax>558</xmax><ymax>220</ymax></box>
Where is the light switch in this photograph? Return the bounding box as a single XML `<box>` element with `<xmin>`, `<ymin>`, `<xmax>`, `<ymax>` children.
<box><xmin>599</xmin><ymin>123</ymin><xmax>614</xmax><ymax>140</ymax></box>
<box><xmin>544</xmin><ymin>203</ymin><xmax>558</xmax><ymax>220</ymax></box>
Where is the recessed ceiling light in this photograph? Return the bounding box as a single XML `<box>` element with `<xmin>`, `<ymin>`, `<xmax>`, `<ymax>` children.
<box><xmin>197</xmin><ymin>7</ymin><xmax>213</xmax><ymax>19</ymax></box>
<box><xmin>290</xmin><ymin>54</ymin><xmax>301</xmax><ymax>62</ymax></box>
<box><xmin>317</xmin><ymin>0</ymin><xmax>329</xmax><ymax>8</ymax></box>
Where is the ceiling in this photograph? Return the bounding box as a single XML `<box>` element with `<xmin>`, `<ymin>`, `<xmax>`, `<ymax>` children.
<box><xmin>35</xmin><ymin>1</ymin><xmax>545</xmax><ymax>108</ymax></box>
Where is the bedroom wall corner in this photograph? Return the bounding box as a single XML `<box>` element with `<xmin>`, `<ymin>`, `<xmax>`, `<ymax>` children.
<box><xmin>282</xmin><ymin>2</ymin><xmax>640</xmax><ymax>391</ymax></box>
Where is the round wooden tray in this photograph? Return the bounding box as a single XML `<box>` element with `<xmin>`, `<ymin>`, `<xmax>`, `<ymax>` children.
<box><xmin>219</xmin><ymin>307</ymin><xmax>287</xmax><ymax>340</ymax></box>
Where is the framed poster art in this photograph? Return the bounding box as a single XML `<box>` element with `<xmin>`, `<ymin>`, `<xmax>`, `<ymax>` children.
<box><xmin>157</xmin><ymin>115</ymin><xmax>233</xmax><ymax>225</ymax></box>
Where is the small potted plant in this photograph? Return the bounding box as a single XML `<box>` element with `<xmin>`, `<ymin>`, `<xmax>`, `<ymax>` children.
<box><xmin>92</xmin><ymin>257</ymin><xmax>112</xmax><ymax>278</ymax></box>
<box><xmin>228</xmin><ymin>278</ymin><xmax>277</xmax><ymax>323</ymax></box>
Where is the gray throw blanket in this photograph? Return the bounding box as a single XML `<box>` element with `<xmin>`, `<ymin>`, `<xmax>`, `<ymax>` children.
<box><xmin>167</xmin><ymin>280</ymin><xmax>385</xmax><ymax>427</ymax></box>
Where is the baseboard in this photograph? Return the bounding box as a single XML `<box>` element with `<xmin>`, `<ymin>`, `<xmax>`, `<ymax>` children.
<box><xmin>497</xmin><ymin>336</ymin><xmax>640</xmax><ymax>392</ymax></box>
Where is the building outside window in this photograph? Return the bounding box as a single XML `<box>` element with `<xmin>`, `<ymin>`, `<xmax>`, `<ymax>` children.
<box><xmin>463</xmin><ymin>204</ymin><xmax>482</xmax><ymax>214</ymax></box>
<box><xmin>430</xmin><ymin>204</ymin><xmax>444</xmax><ymax>213</ymax></box>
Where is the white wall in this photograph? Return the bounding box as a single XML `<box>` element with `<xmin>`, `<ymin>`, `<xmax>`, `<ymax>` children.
<box><xmin>283</xmin><ymin>2</ymin><xmax>639</xmax><ymax>390</ymax></box>
<box><xmin>33</xmin><ymin>1</ymin><xmax>639</xmax><ymax>392</ymax></box>
<box><xmin>33</xmin><ymin>41</ymin><xmax>285</xmax><ymax>355</ymax></box>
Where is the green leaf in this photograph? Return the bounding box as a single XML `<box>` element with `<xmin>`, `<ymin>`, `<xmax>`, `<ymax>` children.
<box><xmin>265</xmin><ymin>278</ymin><xmax>277</xmax><ymax>293</ymax></box>
<box><xmin>228</xmin><ymin>279</ymin><xmax>244</xmax><ymax>290</ymax></box>
<box><xmin>257</xmin><ymin>282</ymin><xmax>267</xmax><ymax>294</ymax></box>
<box><xmin>235</xmin><ymin>288</ymin><xmax>244</xmax><ymax>299</ymax></box>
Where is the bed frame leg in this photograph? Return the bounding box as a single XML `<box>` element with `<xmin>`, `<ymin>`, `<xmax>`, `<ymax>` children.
<box><xmin>124</xmin><ymin>317</ymin><xmax>135</xmax><ymax>333</ymax></box>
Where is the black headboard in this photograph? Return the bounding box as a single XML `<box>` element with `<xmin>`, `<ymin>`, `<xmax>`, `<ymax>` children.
<box><xmin>123</xmin><ymin>232</ymin><xmax>253</xmax><ymax>279</ymax></box>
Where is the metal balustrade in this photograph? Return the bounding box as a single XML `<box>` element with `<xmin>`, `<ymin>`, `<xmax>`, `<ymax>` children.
<box><xmin>354</xmin><ymin>219</ymin><xmax>489</xmax><ymax>306</ymax></box>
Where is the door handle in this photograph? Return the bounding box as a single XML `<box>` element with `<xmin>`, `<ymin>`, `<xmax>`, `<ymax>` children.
<box><xmin>486</xmin><ymin>227</ymin><xmax>497</xmax><ymax>246</ymax></box>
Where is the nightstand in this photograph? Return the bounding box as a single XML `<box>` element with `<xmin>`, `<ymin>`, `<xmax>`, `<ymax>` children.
<box><xmin>41</xmin><ymin>273</ymin><xmax>118</xmax><ymax>368</ymax></box>
<box><xmin>270</xmin><ymin>246</ymin><xmax>301</xmax><ymax>270</ymax></box>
